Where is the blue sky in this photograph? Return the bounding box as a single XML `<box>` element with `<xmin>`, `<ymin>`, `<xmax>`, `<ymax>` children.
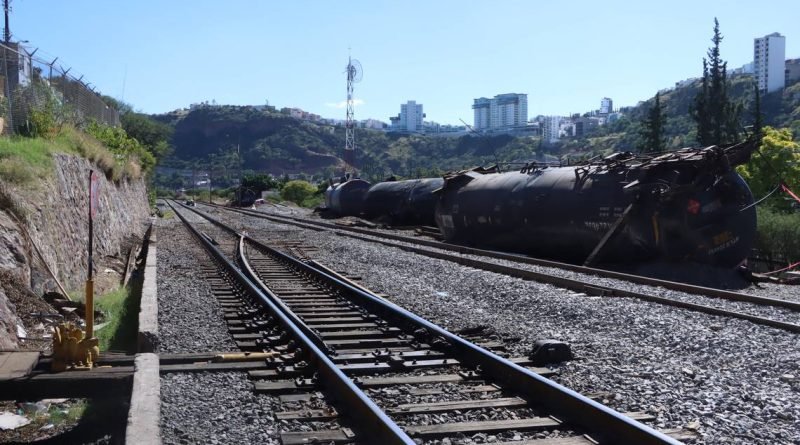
<box><xmin>12</xmin><ymin>0</ymin><xmax>799</xmax><ymax>124</ymax></box>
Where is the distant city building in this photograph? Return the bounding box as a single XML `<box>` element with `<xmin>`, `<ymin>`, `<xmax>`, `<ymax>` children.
<box><xmin>361</xmin><ymin>118</ymin><xmax>386</xmax><ymax>130</ymax></box>
<box><xmin>281</xmin><ymin>107</ymin><xmax>321</xmax><ymax>122</ymax></box>
<box><xmin>560</xmin><ymin>119</ymin><xmax>575</xmax><ymax>138</ymax></box>
<box><xmin>389</xmin><ymin>100</ymin><xmax>424</xmax><ymax>132</ymax></box>
<box><xmin>543</xmin><ymin>116</ymin><xmax>561</xmax><ymax>143</ymax></box>
<box><xmin>424</xmin><ymin>121</ymin><xmax>468</xmax><ymax>137</ymax></box>
<box><xmin>574</xmin><ymin>117</ymin><xmax>601</xmax><ymax>138</ymax></box>
<box><xmin>0</xmin><ymin>42</ymin><xmax>33</xmax><ymax>90</ymax></box>
<box><xmin>473</xmin><ymin>98</ymin><xmax>491</xmax><ymax>130</ymax></box>
<box><xmin>785</xmin><ymin>58</ymin><xmax>800</xmax><ymax>84</ymax></box>
<box><xmin>754</xmin><ymin>32</ymin><xmax>786</xmax><ymax>93</ymax></box>
<box><xmin>472</xmin><ymin>93</ymin><xmax>528</xmax><ymax>131</ymax></box>
<box><xmin>674</xmin><ymin>77</ymin><xmax>700</xmax><ymax>90</ymax></box>
<box><xmin>599</xmin><ymin>97</ymin><xmax>613</xmax><ymax>115</ymax></box>
<box><xmin>733</xmin><ymin>62</ymin><xmax>755</xmax><ymax>75</ymax></box>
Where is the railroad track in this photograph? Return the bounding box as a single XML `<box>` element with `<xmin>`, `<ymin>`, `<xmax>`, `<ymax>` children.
<box><xmin>195</xmin><ymin>202</ymin><xmax>800</xmax><ymax>334</ymax></box>
<box><xmin>167</xmin><ymin>200</ymin><xmax>690</xmax><ymax>444</ymax></box>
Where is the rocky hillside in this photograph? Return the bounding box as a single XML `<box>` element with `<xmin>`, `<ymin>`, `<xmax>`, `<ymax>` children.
<box><xmin>0</xmin><ymin>154</ymin><xmax>150</xmax><ymax>349</ymax></box>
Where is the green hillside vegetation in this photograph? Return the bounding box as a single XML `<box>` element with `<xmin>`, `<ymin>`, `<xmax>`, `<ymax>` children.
<box><xmin>157</xmin><ymin>105</ymin><xmax>552</xmax><ymax>182</ymax></box>
<box><xmin>584</xmin><ymin>75</ymin><xmax>800</xmax><ymax>152</ymax></box>
<box><xmin>0</xmin><ymin>127</ymin><xmax>146</xmax><ymax>187</ymax></box>
<box><xmin>157</xmin><ymin>74</ymin><xmax>800</xmax><ymax>184</ymax></box>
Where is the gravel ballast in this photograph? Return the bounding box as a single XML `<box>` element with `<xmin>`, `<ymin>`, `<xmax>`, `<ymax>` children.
<box><xmin>168</xmin><ymin>204</ymin><xmax>800</xmax><ymax>444</ymax></box>
<box><xmin>309</xmin><ymin>232</ymin><xmax>800</xmax><ymax>445</ymax></box>
<box><xmin>156</xmin><ymin>215</ymin><xmax>236</xmax><ymax>353</ymax></box>
<box><xmin>160</xmin><ymin>372</ymin><xmax>344</xmax><ymax>445</ymax></box>
<box><xmin>201</xmin><ymin>204</ymin><xmax>800</xmax><ymax>445</ymax></box>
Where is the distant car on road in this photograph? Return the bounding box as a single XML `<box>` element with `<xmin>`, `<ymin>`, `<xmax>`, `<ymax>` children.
<box><xmin>185</xmin><ymin>199</ymin><xmax>196</xmax><ymax>207</ymax></box>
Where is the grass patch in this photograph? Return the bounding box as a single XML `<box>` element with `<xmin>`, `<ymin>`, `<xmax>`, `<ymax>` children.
<box><xmin>302</xmin><ymin>194</ymin><xmax>324</xmax><ymax>208</ymax></box>
<box><xmin>0</xmin><ymin>135</ymin><xmax>61</xmax><ymax>185</ymax></box>
<box><xmin>47</xmin><ymin>400</ymin><xmax>89</xmax><ymax>426</ymax></box>
<box><xmin>94</xmin><ymin>286</ymin><xmax>139</xmax><ymax>352</ymax></box>
<box><xmin>0</xmin><ymin>126</ymin><xmax>144</xmax><ymax>188</ymax></box>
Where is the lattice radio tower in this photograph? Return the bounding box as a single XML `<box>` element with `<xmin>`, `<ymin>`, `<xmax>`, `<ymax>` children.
<box><xmin>344</xmin><ymin>54</ymin><xmax>362</xmax><ymax>173</ymax></box>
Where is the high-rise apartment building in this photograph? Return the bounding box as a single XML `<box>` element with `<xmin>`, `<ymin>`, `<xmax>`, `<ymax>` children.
<box><xmin>472</xmin><ymin>93</ymin><xmax>528</xmax><ymax>131</ymax></box>
<box><xmin>754</xmin><ymin>32</ymin><xmax>786</xmax><ymax>93</ymax></box>
<box><xmin>389</xmin><ymin>100</ymin><xmax>424</xmax><ymax>132</ymax></box>
<box><xmin>543</xmin><ymin>116</ymin><xmax>561</xmax><ymax>143</ymax></box>
<box><xmin>473</xmin><ymin>98</ymin><xmax>491</xmax><ymax>130</ymax></box>
<box><xmin>599</xmin><ymin>97</ymin><xmax>613</xmax><ymax>115</ymax></box>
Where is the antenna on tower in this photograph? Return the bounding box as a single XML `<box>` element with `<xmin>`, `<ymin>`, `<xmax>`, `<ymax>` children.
<box><xmin>344</xmin><ymin>53</ymin><xmax>362</xmax><ymax>174</ymax></box>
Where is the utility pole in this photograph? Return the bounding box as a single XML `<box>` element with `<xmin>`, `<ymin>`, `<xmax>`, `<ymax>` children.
<box><xmin>208</xmin><ymin>155</ymin><xmax>214</xmax><ymax>204</ymax></box>
<box><xmin>3</xmin><ymin>0</ymin><xmax>10</xmax><ymax>44</ymax></box>
<box><xmin>2</xmin><ymin>0</ymin><xmax>11</xmax><ymax>133</ymax></box>
<box><xmin>237</xmin><ymin>142</ymin><xmax>242</xmax><ymax>207</ymax></box>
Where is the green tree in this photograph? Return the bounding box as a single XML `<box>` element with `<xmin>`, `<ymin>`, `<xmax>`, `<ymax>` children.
<box><xmin>736</xmin><ymin>126</ymin><xmax>800</xmax><ymax>212</ymax></box>
<box><xmin>754</xmin><ymin>207</ymin><xmax>800</xmax><ymax>262</ymax></box>
<box><xmin>86</xmin><ymin>121</ymin><xmax>156</xmax><ymax>173</ymax></box>
<box><xmin>639</xmin><ymin>92</ymin><xmax>666</xmax><ymax>153</ymax></box>
<box><xmin>280</xmin><ymin>180</ymin><xmax>316</xmax><ymax>205</ymax></box>
<box><xmin>242</xmin><ymin>173</ymin><xmax>278</xmax><ymax>193</ymax></box>
<box><xmin>751</xmin><ymin>84</ymin><xmax>763</xmax><ymax>138</ymax></box>
<box><xmin>121</xmin><ymin>112</ymin><xmax>174</xmax><ymax>158</ymax></box>
<box><xmin>690</xmin><ymin>18</ymin><xmax>740</xmax><ymax>146</ymax></box>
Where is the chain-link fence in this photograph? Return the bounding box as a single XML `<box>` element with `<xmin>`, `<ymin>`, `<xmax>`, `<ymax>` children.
<box><xmin>0</xmin><ymin>41</ymin><xmax>119</xmax><ymax>135</ymax></box>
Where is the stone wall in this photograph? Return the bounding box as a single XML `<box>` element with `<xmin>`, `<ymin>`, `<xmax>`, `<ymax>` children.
<box><xmin>0</xmin><ymin>154</ymin><xmax>151</xmax><ymax>348</ymax></box>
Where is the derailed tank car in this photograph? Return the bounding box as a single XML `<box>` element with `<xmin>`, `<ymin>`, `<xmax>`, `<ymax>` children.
<box><xmin>435</xmin><ymin>142</ymin><xmax>758</xmax><ymax>267</ymax></box>
<box><xmin>362</xmin><ymin>178</ymin><xmax>444</xmax><ymax>226</ymax></box>
<box><xmin>324</xmin><ymin>178</ymin><xmax>371</xmax><ymax>216</ymax></box>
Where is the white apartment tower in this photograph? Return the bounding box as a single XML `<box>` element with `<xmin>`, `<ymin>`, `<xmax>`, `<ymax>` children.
<box><xmin>473</xmin><ymin>98</ymin><xmax>491</xmax><ymax>130</ymax></box>
<box><xmin>543</xmin><ymin>116</ymin><xmax>561</xmax><ymax>143</ymax></box>
<box><xmin>472</xmin><ymin>93</ymin><xmax>528</xmax><ymax>131</ymax></box>
<box><xmin>390</xmin><ymin>101</ymin><xmax>424</xmax><ymax>132</ymax></box>
<box><xmin>754</xmin><ymin>32</ymin><xmax>786</xmax><ymax>93</ymax></box>
<box><xmin>600</xmin><ymin>97</ymin><xmax>613</xmax><ymax>115</ymax></box>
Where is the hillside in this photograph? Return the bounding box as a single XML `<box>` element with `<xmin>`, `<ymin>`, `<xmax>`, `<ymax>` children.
<box><xmin>573</xmin><ymin>74</ymin><xmax>800</xmax><ymax>153</ymax></box>
<box><xmin>157</xmin><ymin>74</ymin><xmax>800</xmax><ymax>181</ymax></box>
<box><xmin>157</xmin><ymin>105</ymin><xmax>551</xmax><ymax>181</ymax></box>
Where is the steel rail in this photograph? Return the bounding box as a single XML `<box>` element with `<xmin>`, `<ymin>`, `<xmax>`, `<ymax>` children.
<box><xmin>199</xmin><ymin>204</ymin><xmax>800</xmax><ymax>333</ymax></box>
<box><xmin>208</xmin><ymin>203</ymin><xmax>800</xmax><ymax>311</ymax></box>
<box><xmin>166</xmin><ymin>200</ymin><xmax>414</xmax><ymax>445</ymax></box>
<box><xmin>178</xmin><ymin>201</ymin><xmax>681</xmax><ymax>444</ymax></box>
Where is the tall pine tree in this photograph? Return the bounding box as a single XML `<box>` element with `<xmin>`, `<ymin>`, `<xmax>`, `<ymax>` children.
<box><xmin>639</xmin><ymin>92</ymin><xmax>666</xmax><ymax>153</ymax></box>
<box><xmin>690</xmin><ymin>18</ymin><xmax>740</xmax><ymax>146</ymax></box>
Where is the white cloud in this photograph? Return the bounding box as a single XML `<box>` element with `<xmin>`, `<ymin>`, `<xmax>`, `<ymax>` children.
<box><xmin>325</xmin><ymin>98</ymin><xmax>365</xmax><ymax>109</ymax></box>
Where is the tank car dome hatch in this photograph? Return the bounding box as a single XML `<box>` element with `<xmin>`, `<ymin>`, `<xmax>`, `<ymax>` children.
<box><xmin>435</xmin><ymin>140</ymin><xmax>759</xmax><ymax>268</ymax></box>
<box><xmin>324</xmin><ymin>178</ymin><xmax>371</xmax><ymax>216</ymax></box>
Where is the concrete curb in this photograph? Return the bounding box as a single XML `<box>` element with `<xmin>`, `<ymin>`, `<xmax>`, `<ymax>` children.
<box><xmin>126</xmin><ymin>353</ymin><xmax>160</xmax><ymax>445</ymax></box>
<box><xmin>138</xmin><ymin>222</ymin><xmax>158</xmax><ymax>353</ymax></box>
